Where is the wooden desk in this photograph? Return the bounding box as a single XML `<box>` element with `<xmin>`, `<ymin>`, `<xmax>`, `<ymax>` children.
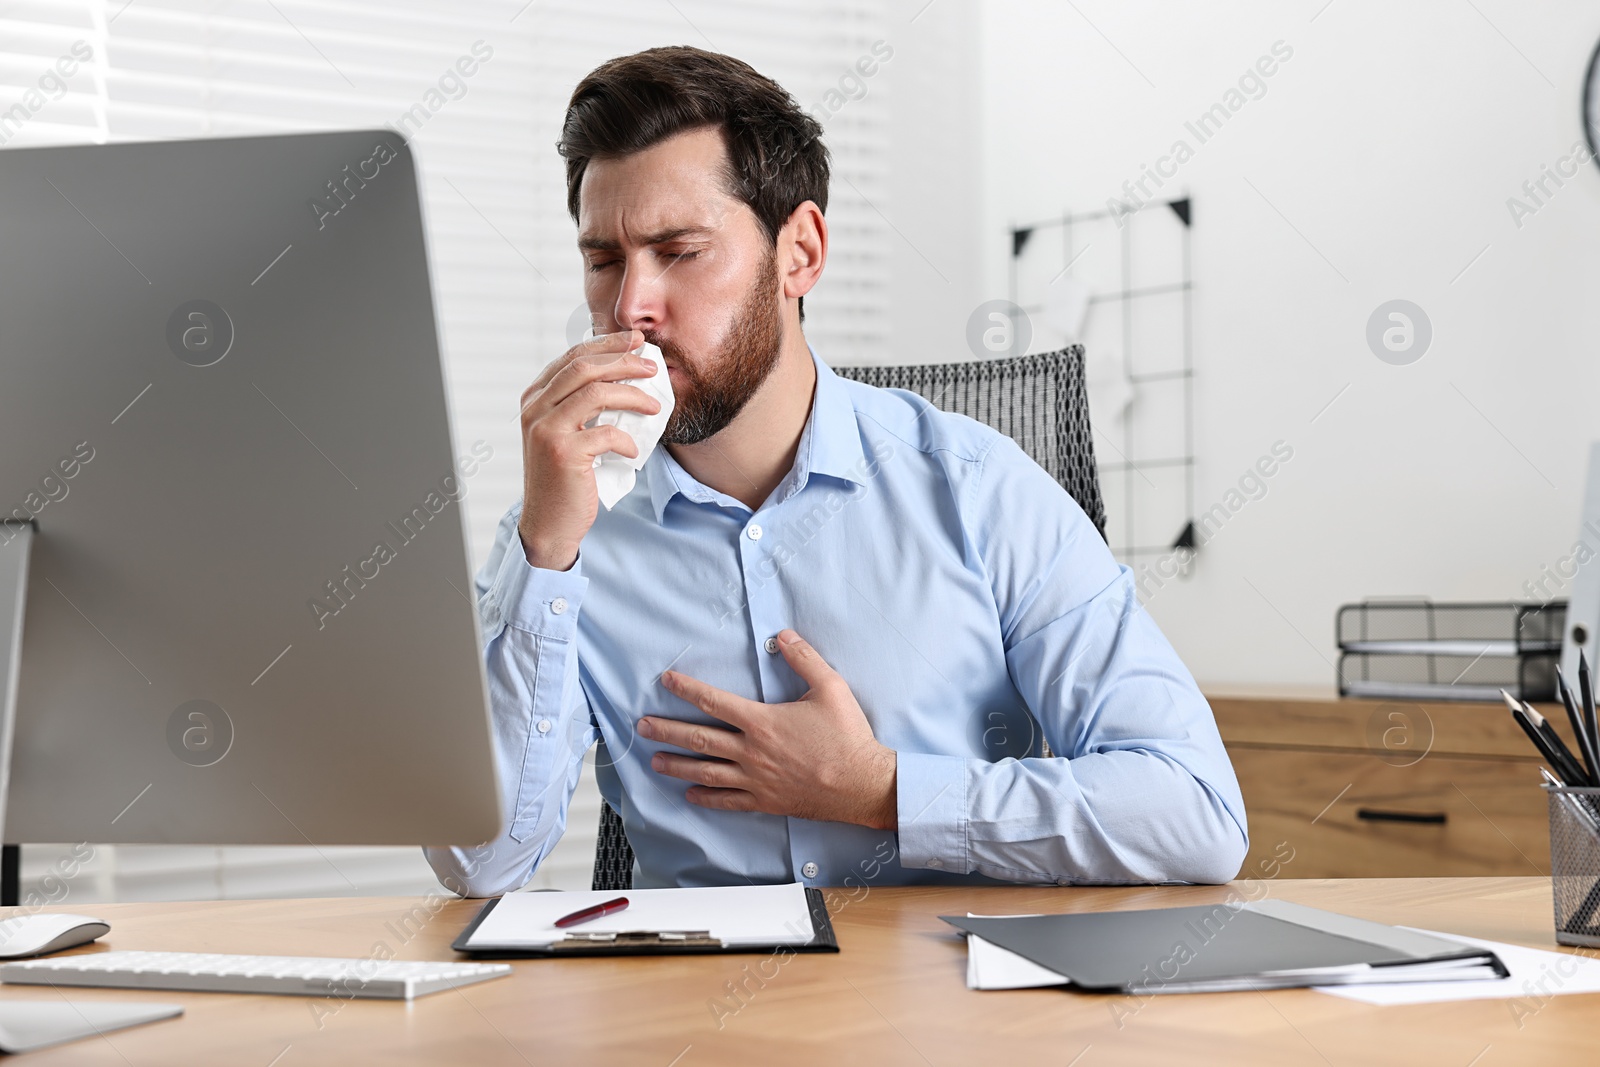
<box><xmin>1</xmin><ymin>879</ymin><xmax>1593</xmax><ymax>1065</ymax></box>
<box><xmin>1208</xmin><ymin>688</ymin><xmax>1578</xmax><ymax>877</ymax></box>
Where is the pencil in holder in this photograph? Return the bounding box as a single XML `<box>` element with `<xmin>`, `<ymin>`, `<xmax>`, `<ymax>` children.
<box><xmin>1545</xmin><ymin>783</ymin><xmax>1600</xmax><ymax>946</ymax></box>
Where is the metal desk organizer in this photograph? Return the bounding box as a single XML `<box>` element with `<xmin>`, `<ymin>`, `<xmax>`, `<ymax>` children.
<box><xmin>1337</xmin><ymin>600</ymin><xmax>1567</xmax><ymax>703</ymax></box>
<box><xmin>1545</xmin><ymin>784</ymin><xmax>1600</xmax><ymax>946</ymax></box>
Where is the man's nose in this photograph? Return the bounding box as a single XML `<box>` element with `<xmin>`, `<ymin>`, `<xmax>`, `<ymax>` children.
<box><xmin>613</xmin><ymin>258</ymin><xmax>664</xmax><ymax>333</ymax></box>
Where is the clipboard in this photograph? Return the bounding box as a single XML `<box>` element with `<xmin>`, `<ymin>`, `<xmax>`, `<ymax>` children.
<box><xmin>453</xmin><ymin>886</ymin><xmax>840</xmax><ymax>959</ymax></box>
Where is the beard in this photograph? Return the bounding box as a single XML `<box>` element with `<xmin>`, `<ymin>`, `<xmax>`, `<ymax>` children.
<box><xmin>656</xmin><ymin>249</ymin><xmax>784</xmax><ymax>446</ymax></box>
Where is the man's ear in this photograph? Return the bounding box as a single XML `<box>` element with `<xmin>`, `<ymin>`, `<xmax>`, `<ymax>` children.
<box><xmin>777</xmin><ymin>200</ymin><xmax>827</xmax><ymax>303</ymax></box>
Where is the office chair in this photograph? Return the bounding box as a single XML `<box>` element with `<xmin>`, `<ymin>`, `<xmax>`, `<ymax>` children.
<box><xmin>591</xmin><ymin>345</ymin><xmax>1106</xmax><ymax>891</ymax></box>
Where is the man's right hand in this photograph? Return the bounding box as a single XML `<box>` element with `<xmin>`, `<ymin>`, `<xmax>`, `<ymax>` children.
<box><xmin>516</xmin><ymin>330</ymin><xmax>660</xmax><ymax>571</ymax></box>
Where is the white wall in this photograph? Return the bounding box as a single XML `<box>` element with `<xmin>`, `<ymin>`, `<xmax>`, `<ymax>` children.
<box><xmin>975</xmin><ymin>0</ymin><xmax>1600</xmax><ymax>687</ymax></box>
<box><xmin>879</xmin><ymin>0</ymin><xmax>985</xmax><ymax>365</ymax></box>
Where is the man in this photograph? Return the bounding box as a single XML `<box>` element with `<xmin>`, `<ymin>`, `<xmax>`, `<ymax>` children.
<box><xmin>426</xmin><ymin>46</ymin><xmax>1247</xmax><ymax>896</ymax></box>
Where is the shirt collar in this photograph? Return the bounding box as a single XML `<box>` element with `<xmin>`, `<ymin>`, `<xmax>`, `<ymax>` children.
<box><xmin>644</xmin><ymin>344</ymin><xmax>868</xmax><ymax>525</ymax></box>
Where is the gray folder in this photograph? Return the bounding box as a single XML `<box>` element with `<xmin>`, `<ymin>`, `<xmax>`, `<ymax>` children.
<box><xmin>943</xmin><ymin>899</ymin><xmax>1507</xmax><ymax>993</ymax></box>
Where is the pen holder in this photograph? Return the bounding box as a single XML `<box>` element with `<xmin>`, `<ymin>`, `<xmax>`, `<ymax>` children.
<box><xmin>1544</xmin><ymin>784</ymin><xmax>1600</xmax><ymax>947</ymax></box>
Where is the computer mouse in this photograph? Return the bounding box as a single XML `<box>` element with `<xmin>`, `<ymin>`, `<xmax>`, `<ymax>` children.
<box><xmin>0</xmin><ymin>914</ymin><xmax>110</xmax><ymax>958</ymax></box>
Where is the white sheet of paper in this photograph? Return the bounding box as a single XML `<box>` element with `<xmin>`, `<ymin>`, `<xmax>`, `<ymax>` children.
<box><xmin>466</xmin><ymin>882</ymin><xmax>814</xmax><ymax>949</ymax></box>
<box><xmin>960</xmin><ymin>913</ymin><xmax>1068</xmax><ymax>990</ymax></box>
<box><xmin>1314</xmin><ymin>927</ymin><xmax>1600</xmax><ymax>1006</ymax></box>
<box><xmin>966</xmin><ymin>932</ymin><xmax>1069</xmax><ymax>990</ymax></box>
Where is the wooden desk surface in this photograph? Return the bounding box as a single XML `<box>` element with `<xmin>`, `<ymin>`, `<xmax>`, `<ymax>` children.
<box><xmin>1205</xmin><ymin>687</ymin><xmax>1579</xmax><ymax>759</ymax></box>
<box><xmin>2</xmin><ymin>879</ymin><xmax>1589</xmax><ymax>1065</ymax></box>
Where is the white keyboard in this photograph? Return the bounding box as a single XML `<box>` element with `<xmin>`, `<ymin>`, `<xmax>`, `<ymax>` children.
<box><xmin>0</xmin><ymin>951</ymin><xmax>511</xmax><ymax>1001</ymax></box>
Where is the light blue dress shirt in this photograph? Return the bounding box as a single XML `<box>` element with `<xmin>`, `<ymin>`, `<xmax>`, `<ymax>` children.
<box><xmin>426</xmin><ymin>347</ymin><xmax>1247</xmax><ymax>895</ymax></box>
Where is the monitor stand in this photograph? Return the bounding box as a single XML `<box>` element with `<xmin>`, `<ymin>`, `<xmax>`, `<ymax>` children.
<box><xmin>0</xmin><ymin>521</ymin><xmax>180</xmax><ymax>1048</ymax></box>
<box><xmin>0</xmin><ymin>521</ymin><xmax>30</xmax><ymax>877</ymax></box>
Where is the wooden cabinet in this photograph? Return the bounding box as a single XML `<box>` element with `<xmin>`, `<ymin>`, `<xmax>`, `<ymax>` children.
<box><xmin>1208</xmin><ymin>688</ymin><xmax>1579</xmax><ymax>878</ymax></box>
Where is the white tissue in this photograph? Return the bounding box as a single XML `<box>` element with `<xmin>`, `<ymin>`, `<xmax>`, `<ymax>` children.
<box><xmin>586</xmin><ymin>342</ymin><xmax>676</xmax><ymax>510</ymax></box>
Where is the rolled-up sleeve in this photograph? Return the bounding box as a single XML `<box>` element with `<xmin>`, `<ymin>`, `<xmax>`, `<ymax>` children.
<box><xmin>424</xmin><ymin>502</ymin><xmax>598</xmax><ymax>897</ymax></box>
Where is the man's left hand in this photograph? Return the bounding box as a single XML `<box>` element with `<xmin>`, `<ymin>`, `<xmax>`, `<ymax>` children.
<box><xmin>638</xmin><ymin>629</ymin><xmax>898</xmax><ymax>830</ymax></box>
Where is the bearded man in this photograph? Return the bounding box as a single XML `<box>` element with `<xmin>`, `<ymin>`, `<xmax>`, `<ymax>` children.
<box><xmin>426</xmin><ymin>46</ymin><xmax>1247</xmax><ymax>895</ymax></box>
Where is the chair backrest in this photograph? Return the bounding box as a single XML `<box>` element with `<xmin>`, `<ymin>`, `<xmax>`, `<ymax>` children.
<box><xmin>592</xmin><ymin>801</ymin><xmax>634</xmax><ymax>891</ymax></box>
<box><xmin>832</xmin><ymin>346</ymin><xmax>1106</xmax><ymax>539</ymax></box>
<box><xmin>591</xmin><ymin>345</ymin><xmax>1105</xmax><ymax>891</ymax></box>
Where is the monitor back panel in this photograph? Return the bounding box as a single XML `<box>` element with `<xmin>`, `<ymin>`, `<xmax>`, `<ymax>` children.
<box><xmin>0</xmin><ymin>130</ymin><xmax>503</xmax><ymax>845</ymax></box>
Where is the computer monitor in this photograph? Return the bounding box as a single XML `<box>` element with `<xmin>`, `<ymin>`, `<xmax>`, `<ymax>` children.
<box><xmin>0</xmin><ymin>130</ymin><xmax>502</xmax><ymax>852</ymax></box>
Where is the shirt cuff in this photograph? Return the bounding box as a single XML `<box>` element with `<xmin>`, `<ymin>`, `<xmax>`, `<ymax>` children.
<box><xmin>484</xmin><ymin>539</ymin><xmax>588</xmax><ymax>640</ymax></box>
<box><xmin>895</xmin><ymin>752</ymin><xmax>969</xmax><ymax>873</ymax></box>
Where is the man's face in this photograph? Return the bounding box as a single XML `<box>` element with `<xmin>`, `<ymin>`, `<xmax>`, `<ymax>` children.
<box><xmin>577</xmin><ymin>126</ymin><xmax>784</xmax><ymax>444</ymax></box>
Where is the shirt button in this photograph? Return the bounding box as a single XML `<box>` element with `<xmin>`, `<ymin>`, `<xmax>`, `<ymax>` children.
<box><xmin>764</xmin><ymin>636</ymin><xmax>779</xmax><ymax>654</ymax></box>
<box><xmin>536</xmin><ymin>719</ymin><xmax>552</xmax><ymax>735</ymax></box>
<box><xmin>550</xmin><ymin>597</ymin><xmax>567</xmax><ymax>615</ymax></box>
<box><xmin>746</xmin><ymin>524</ymin><xmax>763</xmax><ymax>541</ymax></box>
<box><xmin>801</xmin><ymin>861</ymin><xmax>819</xmax><ymax>879</ymax></box>
<box><xmin>927</xmin><ymin>858</ymin><xmax>943</xmax><ymax>869</ymax></box>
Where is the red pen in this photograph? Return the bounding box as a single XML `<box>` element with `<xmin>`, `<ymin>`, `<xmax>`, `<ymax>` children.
<box><xmin>554</xmin><ymin>896</ymin><xmax>630</xmax><ymax>929</ymax></box>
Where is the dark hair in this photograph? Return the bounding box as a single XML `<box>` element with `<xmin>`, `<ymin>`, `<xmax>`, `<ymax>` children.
<box><xmin>558</xmin><ymin>46</ymin><xmax>829</xmax><ymax>319</ymax></box>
